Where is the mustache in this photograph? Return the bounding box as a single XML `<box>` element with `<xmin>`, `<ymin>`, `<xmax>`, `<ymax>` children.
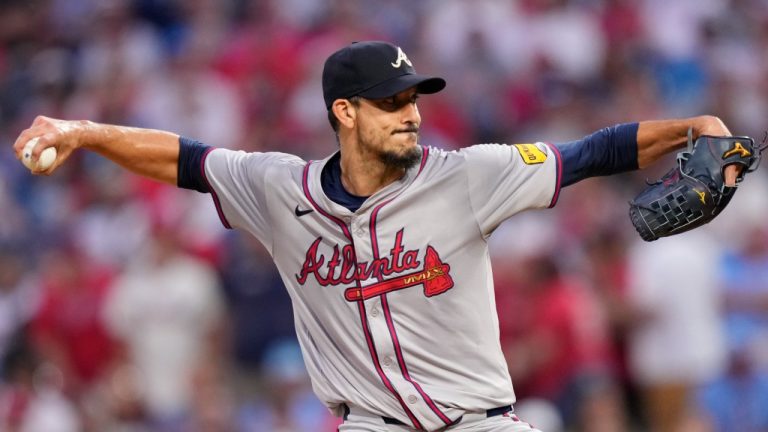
<box><xmin>393</xmin><ymin>126</ymin><xmax>420</xmax><ymax>135</ymax></box>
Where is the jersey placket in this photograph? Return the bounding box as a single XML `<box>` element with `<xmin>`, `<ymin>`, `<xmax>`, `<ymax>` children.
<box><xmin>350</xmin><ymin>213</ymin><xmax>426</xmax><ymax>429</ymax></box>
<box><xmin>351</xmin><ymin>213</ymin><xmax>397</xmax><ymax>370</ymax></box>
<box><xmin>361</xmin><ymin>155</ymin><xmax>455</xmax><ymax>429</ymax></box>
<box><xmin>302</xmin><ymin>161</ymin><xmax>425</xmax><ymax>429</ymax></box>
<box><xmin>303</xmin><ymin>153</ymin><xmax>456</xmax><ymax>429</ymax></box>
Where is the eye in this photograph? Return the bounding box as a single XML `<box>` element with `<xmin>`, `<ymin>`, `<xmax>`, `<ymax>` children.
<box><xmin>375</xmin><ymin>97</ymin><xmax>399</xmax><ymax>112</ymax></box>
<box><xmin>371</xmin><ymin>93</ymin><xmax>418</xmax><ymax>112</ymax></box>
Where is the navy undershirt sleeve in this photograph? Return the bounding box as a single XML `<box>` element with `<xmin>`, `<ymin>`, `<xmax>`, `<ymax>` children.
<box><xmin>178</xmin><ymin>136</ymin><xmax>212</xmax><ymax>193</ymax></box>
<box><xmin>321</xmin><ymin>152</ymin><xmax>368</xmax><ymax>213</ymax></box>
<box><xmin>555</xmin><ymin>122</ymin><xmax>639</xmax><ymax>187</ymax></box>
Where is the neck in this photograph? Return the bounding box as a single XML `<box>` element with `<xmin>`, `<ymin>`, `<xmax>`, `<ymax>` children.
<box><xmin>339</xmin><ymin>144</ymin><xmax>409</xmax><ymax>197</ymax></box>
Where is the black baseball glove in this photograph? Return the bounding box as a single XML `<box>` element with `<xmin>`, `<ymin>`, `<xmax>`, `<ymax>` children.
<box><xmin>629</xmin><ymin>129</ymin><xmax>762</xmax><ymax>241</ymax></box>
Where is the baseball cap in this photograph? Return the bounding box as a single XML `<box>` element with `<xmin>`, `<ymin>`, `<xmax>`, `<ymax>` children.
<box><xmin>322</xmin><ymin>41</ymin><xmax>446</xmax><ymax>109</ymax></box>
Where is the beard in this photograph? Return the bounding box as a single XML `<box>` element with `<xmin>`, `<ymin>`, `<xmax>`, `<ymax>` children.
<box><xmin>357</xmin><ymin>126</ymin><xmax>422</xmax><ymax>170</ymax></box>
<box><xmin>377</xmin><ymin>145</ymin><xmax>422</xmax><ymax>170</ymax></box>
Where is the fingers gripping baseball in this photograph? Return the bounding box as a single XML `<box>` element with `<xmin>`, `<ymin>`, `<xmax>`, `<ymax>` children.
<box><xmin>13</xmin><ymin>116</ymin><xmax>84</xmax><ymax>175</ymax></box>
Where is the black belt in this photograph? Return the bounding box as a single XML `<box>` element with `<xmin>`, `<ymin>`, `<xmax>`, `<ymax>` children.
<box><xmin>343</xmin><ymin>404</ymin><xmax>513</xmax><ymax>426</ymax></box>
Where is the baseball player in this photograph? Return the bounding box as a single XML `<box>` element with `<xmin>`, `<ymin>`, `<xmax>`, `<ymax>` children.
<box><xmin>14</xmin><ymin>41</ymin><xmax>741</xmax><ymax>431</ymax></box>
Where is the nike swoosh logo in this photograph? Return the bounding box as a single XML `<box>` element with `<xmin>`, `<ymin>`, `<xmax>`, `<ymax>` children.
<box><xmin>295</xmin><ymin>205</ymin><xmax>314</xmax><ymax>217</ymax></box>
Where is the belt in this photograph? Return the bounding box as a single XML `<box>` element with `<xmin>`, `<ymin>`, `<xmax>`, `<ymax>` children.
<box><xmin>343</xmin><ymin>404</ymin><xmax>513</xmax><ymax>427</ymax></box>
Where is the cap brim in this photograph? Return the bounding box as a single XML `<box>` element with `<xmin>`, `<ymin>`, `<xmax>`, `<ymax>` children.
<box><xmin>357</xmin><ymin>74</ymin><xmax>446</xmax><ymax>100</ymax></box>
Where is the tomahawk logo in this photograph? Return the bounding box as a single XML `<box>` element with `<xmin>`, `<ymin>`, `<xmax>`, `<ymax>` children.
<box><xmin>344</xmin><ymin>246</ymin><xmax>453</xmax><ymax>301</ymax></box>
<box><xmin>295</xmin><ymin>229</ymin><xmax>454</xmax><ymax>300</ymax></box>
<box><xmin>391</xmin><ymin>47</ymin><xmax>413</xmax><ymax>68</ymax></box>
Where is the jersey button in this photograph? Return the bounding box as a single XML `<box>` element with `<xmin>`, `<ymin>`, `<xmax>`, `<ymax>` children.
<box><xmin>407</xmin><ymin>395</ymin><xmax>418</xmax><ymax>404</ymax></box>
<box><xmin>370</xmin><ymin>307</ymin><xmax>380</xmax><ymax>317</ymax></box>
<box><xmin>383</xmin><ymin>357</ymin><xmax>392</xmax><ymax>367</ymax></box>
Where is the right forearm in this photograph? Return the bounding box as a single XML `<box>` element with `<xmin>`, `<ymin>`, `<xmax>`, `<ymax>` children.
<box><xmin>80</xmin><ymin>121</ymin><xmax>180</xmax><ymax>185</ymax></box>
<box><xmin>14</xmin><ymin>116</ymin><xmax>183</xmax><ymax>184</ymax></box>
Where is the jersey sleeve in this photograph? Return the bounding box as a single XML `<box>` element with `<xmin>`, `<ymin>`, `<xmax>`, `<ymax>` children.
<box><xmin>555</xmin><ymin>122</ymin><xmax>639</xmax><ymax>187</ymax></box>
<box><xmin>202</xmin><ymin>148</ymin><xmax>296</xmax><ymax>250</ymax></box>
<box><xmin>462</xmin><ymin>142</ymin><xmax>561</xmax><ymax>236</ymax></box>
<box><xmin>177</xmin><ymin>137</ymin><xmax>212</xmax><ymax>193</ymax></box>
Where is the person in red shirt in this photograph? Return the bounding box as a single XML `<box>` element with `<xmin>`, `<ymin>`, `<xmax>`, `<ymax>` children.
<box><xmin>498</xmin><ymin>250</ymin><xmax>624</xmax><ymax>430</ymax></box>
<box><xmin>29</xmin><ymin>241</ymin><xmax>116</xmax><ymax>394</ymax></box>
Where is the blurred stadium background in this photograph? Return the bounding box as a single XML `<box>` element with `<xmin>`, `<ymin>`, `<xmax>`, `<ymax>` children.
<box><xmin>1</xmin><ymin>0</ymin><xmax>768</xmax><ymax>431</ymax></box>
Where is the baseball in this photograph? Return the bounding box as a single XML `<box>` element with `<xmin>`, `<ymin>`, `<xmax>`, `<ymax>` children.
<box><xmin>21</xmin><ymin>137</ymin><xmax>57</xmax><ymax>171</ymax></box>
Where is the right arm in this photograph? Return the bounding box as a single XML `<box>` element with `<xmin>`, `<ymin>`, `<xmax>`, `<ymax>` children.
<box><xmin>13</xmin><ymin>116</ymin><xmax>181</xmax><ymax>185</ymax></box>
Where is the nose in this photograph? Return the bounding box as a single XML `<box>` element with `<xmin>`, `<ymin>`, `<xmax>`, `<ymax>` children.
<box><xmin>401</xmin><ymin>101</ymin><xmax>420</xmax><ymax>126</ymax></box>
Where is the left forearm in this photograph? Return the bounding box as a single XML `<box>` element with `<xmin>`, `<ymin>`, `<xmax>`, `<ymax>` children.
<box><xmin>636</xmin><ymin>115</ymin><xmax>731</xmax><ymax>168</ymax></box>
<box><xmin>555</xmin><ymin>115</ymin><xmax>733</xmax><ymax>188</ymax></box>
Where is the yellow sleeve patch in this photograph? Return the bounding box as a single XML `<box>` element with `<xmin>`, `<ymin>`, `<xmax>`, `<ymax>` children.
<box><xmin>513</xmin><ymin>144</ymin><xmax>547</xmax><ymax>165</ymax></box>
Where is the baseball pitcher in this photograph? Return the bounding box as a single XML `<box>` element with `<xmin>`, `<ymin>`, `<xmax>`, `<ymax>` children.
<box><xmin>13</xmin><ymin>41</ymin><xmax>757</xmax><ymax>431</ymax></box>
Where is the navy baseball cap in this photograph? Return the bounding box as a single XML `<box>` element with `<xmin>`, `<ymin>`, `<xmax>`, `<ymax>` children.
<box><xmin>322</xmin><ymin>41</ymin><xmax>446</xmax><ymax>109</ymax></box>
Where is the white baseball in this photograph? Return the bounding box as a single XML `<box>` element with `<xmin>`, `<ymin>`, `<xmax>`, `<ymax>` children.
<box><xmin>22</xmin><ymin>137</ymin><xmax>57</xmax><ymax>171</ymax></box>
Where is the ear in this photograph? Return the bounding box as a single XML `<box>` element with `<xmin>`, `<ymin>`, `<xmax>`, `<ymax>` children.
<box><xmin>332</xmin><ymin>99</ymin><xmax>357</xmax><ymax>129</ymax></box>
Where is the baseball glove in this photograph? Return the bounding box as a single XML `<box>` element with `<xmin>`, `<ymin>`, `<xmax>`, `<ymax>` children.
<box><xmin>629</xmin><ymin>129</ymin><xmax>762</xmax><ymax>241</ymax></box>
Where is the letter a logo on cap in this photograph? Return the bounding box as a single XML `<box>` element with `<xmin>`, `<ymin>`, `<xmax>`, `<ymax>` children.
<box><xmin>391</xmin><ymin>47</ymin><xmax>413</xmax><ymax>68</ymax></box>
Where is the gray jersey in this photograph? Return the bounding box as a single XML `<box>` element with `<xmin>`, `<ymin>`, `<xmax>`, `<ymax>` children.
<box><xmin>203</xmin><ymin>143</ymin><xmax>560</xmax><ymax>431</ymax></box>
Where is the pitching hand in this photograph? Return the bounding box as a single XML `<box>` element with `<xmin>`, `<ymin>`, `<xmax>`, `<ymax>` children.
<box><xmin>13</xmin><ymin>116</ymin><xmax>88</xmax><ymax>175</ymax></box>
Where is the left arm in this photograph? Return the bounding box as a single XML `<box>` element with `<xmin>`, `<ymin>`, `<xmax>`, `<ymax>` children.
<box><xmin>635</xmin><ymin>115</ymin><xmax>730</xmax><ymax>168</ymax></box>
<box><xmin>557</xmin><ymin>115</ymin><xmax>737</xmax><ymax>187</ymax></box>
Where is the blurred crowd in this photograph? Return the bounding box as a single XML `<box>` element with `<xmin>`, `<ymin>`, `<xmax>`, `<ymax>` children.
<box><xmin>1</xmin><ymin>0</ymin><xmax>768</xmax><ymax>431</ymax></box>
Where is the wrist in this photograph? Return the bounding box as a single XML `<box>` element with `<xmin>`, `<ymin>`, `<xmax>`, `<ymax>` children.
<box><xmin>78</xmin><ymin>120</ymin><xmax>106</xmax><ymax>150</ymax></box>
<box><xmin>693</xmin><ymin>115</ymin><xmax>731</xmax><ymax>138</ymax></box>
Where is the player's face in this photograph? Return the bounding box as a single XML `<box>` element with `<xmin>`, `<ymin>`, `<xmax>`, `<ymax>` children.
<box><xmin>355</xmin><ymin>88</ymin><xmax>422</xmax><ymax>169</ymax></box>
